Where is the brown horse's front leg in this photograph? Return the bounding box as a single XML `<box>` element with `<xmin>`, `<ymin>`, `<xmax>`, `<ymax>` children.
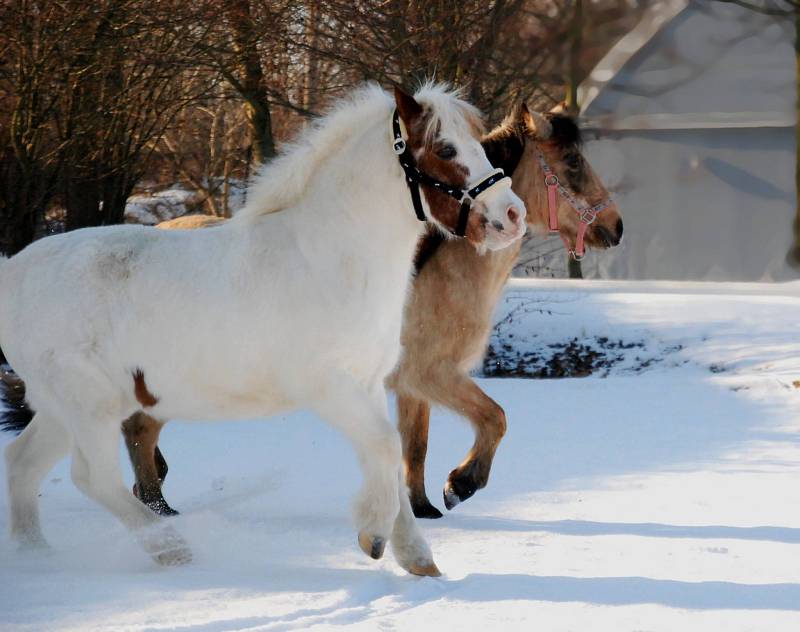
<box><xmin>397</xmin><ymin>393</ymin><xmax>443</xmax><ymax>519</ymax></box>
<box><xmin>122</xmin><ymin>412</ymin><xmax>178</xmax><ymax>516</ymax></box>
<box><xmin>431</xmin><ymin>375</ymin><xmax>507</xmax><ymax>511</ymax></box>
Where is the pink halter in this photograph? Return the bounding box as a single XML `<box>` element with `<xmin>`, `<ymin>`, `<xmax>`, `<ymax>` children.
<box><xmin>537</xmin><ymin>149</ymin><xmax>614</xmax><ymax>260</ymax></box>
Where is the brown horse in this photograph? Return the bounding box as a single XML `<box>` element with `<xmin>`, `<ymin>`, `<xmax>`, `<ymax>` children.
<box><xmin>392</xmin><ymin>104</ymin><xmax>622</xmax><ymax>517</ymax></box>
<box><xmin>124</xmin><ymin>103</ymin><xmax>623</xmax><ymax>518</ymax></box>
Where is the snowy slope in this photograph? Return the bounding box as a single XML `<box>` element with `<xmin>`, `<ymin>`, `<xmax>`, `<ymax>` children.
<box><xmin>2</xmin><ymin>280</ymin><xmax>800</xmax><ymax>631</ymax></box>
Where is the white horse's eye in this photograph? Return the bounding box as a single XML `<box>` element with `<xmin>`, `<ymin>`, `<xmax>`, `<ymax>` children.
<box><xmin>435</xmin><ymin>144</ymin><xmax>457</xmax><ymax>161</ymax></box>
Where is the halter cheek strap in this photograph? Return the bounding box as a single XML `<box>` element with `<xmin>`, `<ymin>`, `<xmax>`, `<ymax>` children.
<box><xmin>392</xmin><ymin>109</ymin><xmax>511</xmax><ymax>237</ymax></box>
<box><xmin>536</xmin><ymin>149</ymin><xmax>614</xmax><ymax>260</ymax></box>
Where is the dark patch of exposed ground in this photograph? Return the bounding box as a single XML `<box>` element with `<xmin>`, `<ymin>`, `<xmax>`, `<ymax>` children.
<box><xmin>481</xmin><ymin>336</ymin><xmax>685</xmax><ymax>379</ymax></box>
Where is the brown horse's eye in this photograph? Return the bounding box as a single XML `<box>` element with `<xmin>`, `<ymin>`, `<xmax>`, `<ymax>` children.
<box><xmin>565</xmin><ymin>153</ymin><xmax>582</xmax><ymax>171</ymax></box>
<box><xmin>436</xmin><ymin>144</ymin><xmax>457</xmax><ymax>160</ymax></box>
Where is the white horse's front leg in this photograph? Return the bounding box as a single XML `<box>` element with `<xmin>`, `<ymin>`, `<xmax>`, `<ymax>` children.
<box><xmin>315</xmin><ymin>378</ymin><xmax>400</xmax><ymax>558</ymax></box>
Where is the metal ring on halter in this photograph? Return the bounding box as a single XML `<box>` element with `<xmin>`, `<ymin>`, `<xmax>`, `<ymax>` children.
<box><xmin>579</xmin><ymin>209</ymin><xmax>598</xmax><ymax>225</ymax></box>
<box><xmin>570</xmin><ymin>249</ymin><xmax>586</xmax><ymax>261</ymax></box>
<box><xmin>544</xmin><ymin>174</ymin><xmax>559</xmax><ymax>186</ymax></box>
<box><xmin>393</xmin><ymin>138</ymin><xmax>406</xmax><ymax>154</ymax></box>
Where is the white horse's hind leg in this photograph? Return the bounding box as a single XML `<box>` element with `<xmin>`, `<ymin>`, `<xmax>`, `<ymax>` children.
<box><xmin>5</xmin><ymin>412</ymin><xmax>70</xmax><ymax>548</ymax></box>
<box><xmin>69</xmin><ymin>419</ymin><xmax>191</xmax><ymax>566</ymax></box>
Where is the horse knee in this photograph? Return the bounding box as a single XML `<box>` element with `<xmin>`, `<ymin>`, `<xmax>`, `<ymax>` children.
<box><xmin>70</xmin><ymin>450</ymin><xmax>92</xmax><ymax>496</ymax></box>
<box><xmin>475</xmin><ymin>400</ymin><xmax>506</xmax><ymax>444</ymax></box>
<box><xmin>5</xmin><ymin>437</ymin><xmax>24</xmax><ymax>474</ymax></box>
<box><xmin>493</xmin><ymin>404</ymin><xmax>507</xmax><ymax>439</ymax></box>
<box><xmin>369</xmin><ymin>423</ymin><xmax>402</xmax><ymax>468</ymax></box>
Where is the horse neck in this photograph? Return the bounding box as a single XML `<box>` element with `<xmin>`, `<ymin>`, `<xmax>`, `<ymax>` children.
<box><xmin>285</xmin><ymin>114</ymin><xmax>425</xmax><ymax>272</ymax></box>
<box><xmin>429</xmin><ymin>234</ymin><xmax>521</xmax><ymax>316</ymax></box>
<box><xmin>514</xmin><ymin>143</ymin><xmax>550</xmax><ymax>232</ymax></box>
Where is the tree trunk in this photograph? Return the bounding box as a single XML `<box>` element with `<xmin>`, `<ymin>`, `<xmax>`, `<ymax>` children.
<box><xmin>566</xmin><ymin>0</ymin><xmax>584</xmax><ymax>279</ymax></box>
<box><xmin>228</xmin><ymin>0</ymin><xmax>275</xmax><ymax>164</ymax></box>
<box><xmin>0</xmin><ymin>156</ymin><xmax>46</xmax><ymax>255</ymax></box>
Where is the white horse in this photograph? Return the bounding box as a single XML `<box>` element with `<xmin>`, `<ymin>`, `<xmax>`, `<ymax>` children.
<box><xmin>0</xmin><ymin>84</ymin><xmax>525</xmax><ymax>575</ymax></box>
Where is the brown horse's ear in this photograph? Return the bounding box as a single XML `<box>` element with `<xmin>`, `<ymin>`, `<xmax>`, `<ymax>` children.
<box><xmin>520</xmin><ymin>102</ymin><xmax>552</xmax><ymax>140</ymax></box>
<box><xmin>394</xmin><ymin>86</ymin><xmax>423</xmax><ymax>125</ymax></box>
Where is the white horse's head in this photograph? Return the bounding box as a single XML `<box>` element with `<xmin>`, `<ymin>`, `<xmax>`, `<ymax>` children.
<box><xmin>395</xmin><ymin>86</ymin><xmax>526</xmax><ymax>251</ymax></box>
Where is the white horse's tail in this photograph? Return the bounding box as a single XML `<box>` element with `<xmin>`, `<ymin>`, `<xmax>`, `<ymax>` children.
<box><xmin>0</xmin><ymin>256</ymin><xmax>34</xmax><ymax>434</ymax></box>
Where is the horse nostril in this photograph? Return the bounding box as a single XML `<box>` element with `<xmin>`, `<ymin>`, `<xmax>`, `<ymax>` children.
<box><xmin>491</xmin><ymin>220</ymin><xmax>504</xmax><ymax>232</ymax></box>
<box><xmin>507</xmin><ymin>206</ymin><xmax>520</xmax><ymax>224</ymax></box>
<box><xmin>616</xmin><ymin>218</ymin><xmax>624</xmax><ymax>239</ymax></box>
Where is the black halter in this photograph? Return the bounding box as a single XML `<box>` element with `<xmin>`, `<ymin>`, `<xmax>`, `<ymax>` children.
<box><xmin>392</xmin><ymin>109</ymin><xmax>509</xmax><ymax>237</ymax></box>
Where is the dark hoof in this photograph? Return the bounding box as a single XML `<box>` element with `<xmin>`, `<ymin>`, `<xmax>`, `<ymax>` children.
<box><xmin>443</xmin><ymin>475</ymin><xmax>477</xmax><ymax>511</ymax></box>
<box><xmin>358</xmin><ymin>532</ymin><xmax>386</xmax><ymax>559</ymax></box>
<box><xmin>134</xmin><ymin>485</ymin><xmax>179</xmax><ymax>516</ymax></box>
<box><xmin>411</xmin><ymin>497</ymin><xmax>444</xmax><ymax>520</ymax></box>
<box><xmin>147</xmin><ymin>499</ymin><xmax>180</xmax><ymax>517</ymax></box>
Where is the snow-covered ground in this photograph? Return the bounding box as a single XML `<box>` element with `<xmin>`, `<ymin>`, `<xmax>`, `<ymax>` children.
<box><xmin>124</xmin><ymin>181</ymin><xmax>246</xmax><ymax>226</ymax></box>
<box><xmin>3</xmin><ymin>279</ymin><xmax>800</xmax><ymax>631</ymax></box>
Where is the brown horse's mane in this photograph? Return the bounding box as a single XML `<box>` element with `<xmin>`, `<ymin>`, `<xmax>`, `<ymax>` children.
<box><xmin>548</xmin><ymin>113</ymin><xmax>583</xmax><ymax>148</ymax></box>
<box><xmin>482</xmin><ymin>120</ymin><xmax>526</xmax><ymax>177</ymax></box>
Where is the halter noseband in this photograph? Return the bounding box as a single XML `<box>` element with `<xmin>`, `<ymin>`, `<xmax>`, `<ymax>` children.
<box><xmin>392</xmin><ymin>109</ymin><xmax>511</xmax><ymax>237</ymax></box>
<box><xmin>537</xmin><ymin>149</ymin><xmax>614</xmax><ymax>260</ymax></box>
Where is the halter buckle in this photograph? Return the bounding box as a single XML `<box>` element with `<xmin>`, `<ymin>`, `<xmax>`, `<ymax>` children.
<box><xmin>569</xmin><ymin>249</ymin><xmax>586</xmax><ymax>261</ymax></box>
<box><xmin>393</xmin><ymin>138</ymin><xmax>406</xmax><ymax>154</ymax></box>
<box><xmin>579</xmin><ymin>209</ymin><xmax>597</xmax><ymax>225</ymax></box>
<box><xmin>544</xmin><ymin>174</ymin><xmax>559</xmax><ymax>187</ymax></box>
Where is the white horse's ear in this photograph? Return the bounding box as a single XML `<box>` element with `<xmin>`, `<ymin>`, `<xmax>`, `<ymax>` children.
<box><xmin>394</xmin><ymin>86</ymin><xmax>423</xmax><ymax>125</ymax></box>
<box><xmin>520</xmin><ymin>103</ymin><xmax>552</xmax><ymax>140</ymax></box>
<box><xmin>550</xmin><ymin>101</ymin><xmax>569</xmax><ymax>115</ymax></box>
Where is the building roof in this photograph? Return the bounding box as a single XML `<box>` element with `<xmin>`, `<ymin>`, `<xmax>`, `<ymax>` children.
<box><xmin>579</xmin><ymin>0</ymin><xmax>795</xmax><ymax>131</ymax></box>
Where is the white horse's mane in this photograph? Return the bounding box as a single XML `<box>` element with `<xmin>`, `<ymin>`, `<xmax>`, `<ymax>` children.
<box><xmin>238</xmin><ymin>82</ymin><xmax>484</xmax><ymax>220</ymax></box>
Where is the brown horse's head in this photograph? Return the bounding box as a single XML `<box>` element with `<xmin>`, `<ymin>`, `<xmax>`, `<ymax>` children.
<box><xmin>395</xmin><ymin>86</ymin><xmax>526</xmax><ymax>251</ymax></box>
<box><xmin>483</xmin><ymin>103</ymin><xmax>623</xmax><ymax>254</ymax></box>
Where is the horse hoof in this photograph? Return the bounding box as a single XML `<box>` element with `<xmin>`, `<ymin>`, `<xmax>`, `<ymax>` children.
<box><xmin>443</xmin><ymin>476</ymin><xmax>477</xmax><ymax>511</ymax></box>
<box><xmin>154</xmin><ymin>546</ymin><xmax>192</xmax><ymax>567</ymax></box>
<box><xmin>409</xmin><ymin>561</ymin><xmax>442</xmax><ymax>577</ymax></box>
<box><xmin>15</xmin><ymin>535</ymin><xmax>52</xmax><ymax>554</ymax></box>
<box><xmin>358</xmin><ymin>532</ymin><xmax>386</xmax><ymax>560</ymax></box>
<box><xmin>411</xmin><ymin>498</ymin><xmax>443</xmax><ymax>520</ymax></box>
<box><xmin>147</xmin><ymin>499</ymin><xmax>180</xmax><ymax>517</ymax></box>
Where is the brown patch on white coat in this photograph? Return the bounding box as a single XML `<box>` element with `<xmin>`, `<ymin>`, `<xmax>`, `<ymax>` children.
<box><xmin>132</xmin><ymin>368</ymin><xmax>159</xmax><ymax>408</ymax></box>
<box><xmin>394</xmin><ymin>87</ymin><xmax>490</xmax><ymax>246</ymax></box>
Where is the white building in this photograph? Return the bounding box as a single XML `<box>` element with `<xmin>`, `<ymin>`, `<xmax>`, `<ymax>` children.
<box><xmin>520</xmin><ymin>0</ymin><xmax>797</xmax><ymax>281</ymax></box>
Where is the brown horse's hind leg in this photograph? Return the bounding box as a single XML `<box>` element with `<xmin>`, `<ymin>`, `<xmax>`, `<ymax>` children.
<box><xmin>432</xmin><ymin>374</ymin><xmax>507</xmax><ymax>511</ymax></box>
<box><xmin>122</xmin><ymin>412</ymin><xmax>178</xmax><ymax>516</ymax></box>
<box><xmin>397</xmin><ymin>393</ymin><xmax>442</xmax><ymax>519</ymax></box>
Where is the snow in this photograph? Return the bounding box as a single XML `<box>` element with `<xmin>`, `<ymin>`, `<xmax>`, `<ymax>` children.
<box><xmin>124</xmin><ymin>186</ymin><xmax>201</xmax><ymax>226</ymax></box>
<box><xmin>124</xmin><ymin>181</ymin><xmax>246</xmax><ymax>226</ymax></box>
<box><xmin>3</xmin><ymin>279</ymin><xmax>800</xmax><ymax>630</ymax></box>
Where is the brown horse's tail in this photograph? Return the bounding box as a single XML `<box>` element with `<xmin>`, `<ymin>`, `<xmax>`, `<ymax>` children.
<box><xmin>0</xmin><ymin>254</ymin><xmax>34</xmax><ymax>434</ymax></box>
<box><xmin>0</xmin><ymin>354</ymin><xmax>33</xmax><ymax>434</ymax></box>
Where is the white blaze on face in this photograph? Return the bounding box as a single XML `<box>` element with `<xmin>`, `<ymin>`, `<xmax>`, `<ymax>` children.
<box><xmin>451</xmin><ymin>134</ymin><xmax>527</xmax><ymax>250</ymax></box>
